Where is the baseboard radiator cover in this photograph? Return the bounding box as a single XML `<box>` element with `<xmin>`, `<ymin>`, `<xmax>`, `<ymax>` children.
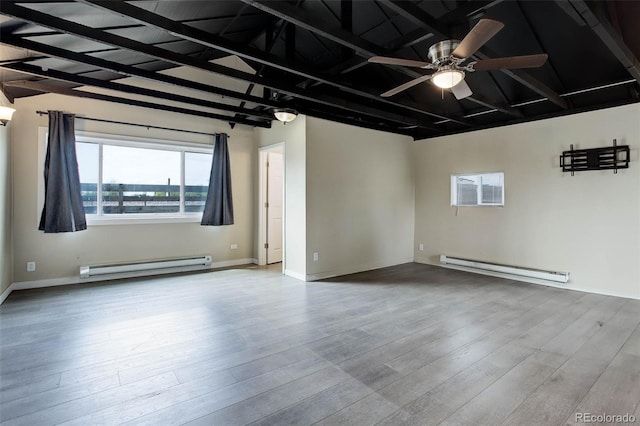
<box><xmin>439</xmin><ymin>255</ymin><xmax>569</xmax><ymax>283</ymax></box>
<box><xmin>80</xmin><ymin>255</ymin><xmax>212</xmax><ymax>279</ymax></box>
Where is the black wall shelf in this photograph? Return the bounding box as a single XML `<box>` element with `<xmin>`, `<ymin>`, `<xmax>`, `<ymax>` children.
<box><xmin>560</xmin><ymin>139</ymin><xmax>629</xmax><ymax>175</ymax></box>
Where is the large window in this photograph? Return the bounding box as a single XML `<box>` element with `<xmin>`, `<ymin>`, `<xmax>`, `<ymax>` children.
<box><xmin>75</xmin><ymin>134</ymin><xmax>212</xmax><ymax>222</ymax></box>
<box><xmin>451</xmin><ymin>172</ymin><xmax>504</xmax><ymax>206</ymax></box>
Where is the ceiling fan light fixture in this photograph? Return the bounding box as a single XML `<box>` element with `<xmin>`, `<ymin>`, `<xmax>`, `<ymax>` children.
<box><xmin>273</xmin><ymin>108</ymin><xmax>298</xmax><ymax>123</ymax></box>
<box><xmin>0</xmin><ymin>106</ymin><xmax>16</xmax><ymax>126</ymax></box>
<box><xmin>432</xmin><ymin>69</ymin><xmax>465</xmax><ymax>89</ymax></box>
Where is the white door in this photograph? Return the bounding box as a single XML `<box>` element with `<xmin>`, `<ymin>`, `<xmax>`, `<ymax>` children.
<box><xmin>266</xmin><ymin>152</ymin><xmax>283</xmax><ymax>264</ymax></box>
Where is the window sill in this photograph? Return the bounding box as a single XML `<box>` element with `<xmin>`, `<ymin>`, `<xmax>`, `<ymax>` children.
<box><xmin>86</xmin><ymin>215</ymin><xmax>203</xmax><ymax>226</ymax></box>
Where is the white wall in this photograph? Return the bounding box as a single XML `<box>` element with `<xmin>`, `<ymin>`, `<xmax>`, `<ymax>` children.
<box><xmin>305</xmin><ymin>118</ymin><xmax>415</xmax><ymax>280</ymax></box>
<box><xmin>256</xmin><ymin>117</ymin><xmax>414</xmax><ymax>281</ymax></box>
<box><xmin>414</xmin><ymin>103</ymin><xmax>640</xmax><ymax>299</ymax></box>
<box><xmin>255</xmin><ymin>117</ymin><xmax>307</xmax><ymax>279</ymax></box>
<box><xmin>0</xmin><ymin>99</ymin><xmax>12</xmax><ymax>295</ymax></box>
<box><xmin>11</xmin><ymin>93</ymin><xmax>256</xmax><ymax>284</ymax></box>
<box><xmin>8</xmin><ymin>65</ymin><xmax>638</xmax><ymax>300</ymax></box>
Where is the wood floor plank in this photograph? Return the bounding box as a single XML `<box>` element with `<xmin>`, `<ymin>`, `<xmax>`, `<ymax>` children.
<box><xmin>563</xmin><ymin>351</ymin><xmax>640</xmax><ymax>425</ymax></box>
<box><xmin>502</xmin><ymin>302</ymin><xmax>639</xmax><ymax>426</ymax></box>
<box><xmin>119</xmin><ymin>356</ymin><xmax>332</xmax><ymax>426</ymax></box>
<box><xmin>0</xmin><ymin>374</ymin><xmax>120</xmax><ymax>422</ymax></box>
<box><xmin>0</xmin><ymin>372</ymin><xmax>179</xmax><ymax>426</ymax></box>
<box><xmin>183</xmin><ymin>366</ymin><xmax>351</xmax><ymax>425</ymax></box>
<box><xmin>250</xmin><ymin>378</ymin><xmax>373</xmax><ymax>426</ymax></box>
<box><xmin>392</xmin><ymin>341</ymin><xmax>536</xmax><ymax>425</ymax></box>
<box><xmin>57</xmin><ymin>370</ymin><xmax>238</xmax><ymax>426</ymax></box>
<box><xmin>620</xmin><ymin>327</ymin><xmax>640</xmax><ymax>356</ymax></box>
<box><xmin>0</xmin><ymin>263</ymin><xmax>636</xmax><ymax>426</ymax></box>
<box><xmin>438</xmin><ymin>350</ymin><xmax>568</xmax><ymax>426</ymax></box>
<box><xmin>314</xmin><ymin>392</ymin><xmax>401</xmax><ymax>426</ymax></box>
<box><xmin>0</xmin><ymin>373</ymin><xmax>61</xmax><ymax>405</ymax></box>
<box><xmin>227</xmin><ymin>346</ymin><xmax>318</xmax><ymax>382</ymax></box>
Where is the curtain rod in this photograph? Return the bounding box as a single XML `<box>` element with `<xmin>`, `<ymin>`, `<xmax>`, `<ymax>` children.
<box><xmin>35</xmin><ymin>111</ymin><xmax>229</xmax><ymax>138</ymax></box>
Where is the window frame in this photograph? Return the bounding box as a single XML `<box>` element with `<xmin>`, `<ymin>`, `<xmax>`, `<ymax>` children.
<box><xmin>450</xmin><ymin>171</ymin><xmax>505</xmax><ymax>207</ymax></box>
<box><xmin>38</xmin><ymin>128</ymin><xmax>214</xmax><ymax>226</ymax></box>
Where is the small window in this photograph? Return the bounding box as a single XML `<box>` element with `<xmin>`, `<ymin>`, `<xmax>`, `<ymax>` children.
<box><xmin>451</xmin><ymin>172</ymin><xmax>504</xmax><ymax>206</ymax></box>
<box><xmin>75</xmin><ymin>134</ymin><xmax>212</xmax><ymax>223</ymax></box>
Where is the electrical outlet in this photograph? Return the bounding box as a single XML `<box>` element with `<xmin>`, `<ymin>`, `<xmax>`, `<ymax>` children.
<box><xmin>419</xmin><ymin>243</ymin><xmax>424</xmax><ymax>251</ymax></box>
<box><xmin>27</xmin><ymin>261</ymin><xmax>36</xmax><ymax>272</ymax></box>
<box><xmin>230</xmin><ymin>244</ymin><xmax>238</xmax><ymax>250</ymax></box>
<box><xmin>313</xmin><ymin>252</ymin><xmax>319</xmax><ymax>262</ymax></box>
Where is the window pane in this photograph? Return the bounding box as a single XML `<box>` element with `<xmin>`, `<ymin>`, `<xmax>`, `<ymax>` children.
<box><xmin>481</xmin><ymin>174</ymin><xmax>503</xmax><ymax>204</ymax></box>
<box><xmin>457</xmin><ymin>176</ymin><xmax>478</xmax><ymax>205</ymax></box>
<box><xmin>102</xmin><ymin>145</ymin><xmax>180</xmax><ymax>215</ymax></box>
<box><xmin>185</xmin><ymin>151</ymin><xmax>212</xmax><ymax>213</ymax></box>
<box><xmin>76</xmin><ymin>142</ymin><xmax>99</xmax><ymax>214</ymax></box>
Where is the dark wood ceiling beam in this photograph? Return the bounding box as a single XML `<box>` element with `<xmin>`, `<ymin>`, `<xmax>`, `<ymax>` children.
<box><xmin>299</xmin><ymin>28</ymin><xmax>435</xmax><ymax>89</ymax></box>
<box><xmin>285</xmin><ymin>23</ymin><xmax>295</xmax><ymax>60</ymax></box>
<box><xmin>570</xmin><ymin>0</ymin><xmax>640</xmax><ymax>83</ymax></box>
<box><xmin>0</xmin><ymin>62</ymin><xmax>274</xmax><ymax>119</ymax></box>
<box><xmin>0</xmin><ymin>33</ymin><xmax>280</xmax><ymax>109</ymax></box>
<box><xmin>70</xmin><ymin>0</ymin><xmax>469</xmax><ymax>125</ymax></box>
<box><xmin>515</xmin><ymin>2</ymin><xmax>570</xmax><ymax>105</ymax></box>
<box><xmin>302</xmin><ymin>88</ymin><xmax>439</xmax><ymax>131</ymax></box>
<box><xmin>218</xmin><ymin>3</ymin><xmax>486</xmax><ymax>122</ymax></box>
<box><xmin>0</xmin><ymin>84</ymin><xmax>15</xmax><ymax>103</ymax></box>
<box><xmin>2</xmin><ymin>80</ymin><xmax>272</xmax><ymax>127</ymax></box>
<box><xmin>11</xmin><ymin>12</ymin><xmax>260</xmax><ymax>38</ymax></box>
<box><xmin>436</xmin><ymin>0</ymin><xmax>506</xmax><ymax>24</ymax></box>
<box><xmin>386</xmin><ymin>28</ymin><xmax>435</xmax><ymax>50</ymax></box>
<box><xmin>553</xmin><ymin>1</ymin><xmax>587</xmax><ymax>27</ymax></box>
<box><xmin>236</xmin><ymin>19</ymin><xmax>287</xmax><ymax>126</ymax></box>
<box><xmin>242</xmin><ymin>0</ymin><xmax>520</xmax><ymax>117</ymax></box>
<box><xmin>472</xmin><ymin>49</ymin><xmax>568</xmax><ymax>109</ymax></box>
<box><xmin>299</xmin><ymin>106</ymin><xmax>417</xmax><ymax>138</ymax></box>
<box><xmin>464</xmin><ymin>94</ymin><xmax>524</xmax><ymax>118</ymax></box>
<box><xmin>0</xmin><ymin>35</ymin><xmax>434</xmax><ymax>130</ymax></box>
<box><xmin>80</xmin><ymin>0</ymin><xmax>422</xmax><ymax>88</ymax></box>
<box><xmin>379</xmin><ymin>0</ymin><xmax>568</xmax><ymax>110</ymax></box>
<box><xmin>341</xmin><ymin>0</ymin><xmax>353</xmax><ymax>61</ymax></box>
<box><xmin>378</xmin><ymin>0</ymin><xmax>451</xmax><ymax>37</ymax></box>
<box><xmin>237</xmin><ymin>0</ymin><xmax>428</xmax><ymax>82</ymax></box>
<box><xmin>305</xmin><ymin>1</ymin><xmax>500</xmax><ymax>84</ymax></box>
<box><xmin>239</xmin><ymin>0</ymin><xmax>385</xmax><ymax>59</ymax></box>
<box><xmin>0</xmin><ymin>3</ymin><xmax>452</xmax><ymax>127</ymax></box>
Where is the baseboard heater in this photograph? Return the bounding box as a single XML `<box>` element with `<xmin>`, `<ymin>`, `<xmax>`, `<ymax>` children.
<box><xmin>80</xmin><ymin>255</ymin><xmax>212</xmax><ymax>279</ymax></box>
<box><xmin>439</xmin><ymin>255</ymin><xmax>569</xmax><ymax>283</ymax></box>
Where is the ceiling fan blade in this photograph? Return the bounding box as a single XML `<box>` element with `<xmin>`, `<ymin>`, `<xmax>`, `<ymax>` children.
<box><xmin>381</xmin><ymin>74</ymin><xmax>433</xmax><ymax>97</ymax></box>
<box><xmin>452</xmin><ymin>19</ymin><xmax>504</xmax><ymax>59</ymax></box>
<box><xmin>369</xmin><ymin>56</ymin><xmax>435</xmax><ymax>69</ymax></box>
<box><xmin>451</xmin><ymin>80</ymin><xmax>473</xmax><ymax>100</ymax></box>
<box><xmin>473</xmin><ymin>54</ymin><xmax>548</xmax><ymax>71</ymax></box>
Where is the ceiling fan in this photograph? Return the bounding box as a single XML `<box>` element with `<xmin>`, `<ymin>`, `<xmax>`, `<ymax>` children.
<box><xmin>368</xmin><ymin>19</ymin><xmax>548</xmax><ymax>100</ymax></box>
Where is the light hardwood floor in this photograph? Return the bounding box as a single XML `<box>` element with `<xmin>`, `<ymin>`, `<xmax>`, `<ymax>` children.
<box><xmin>1</xmin><ymin>263</ymin><xmax>638</xmax><ymax>425</ymax></box>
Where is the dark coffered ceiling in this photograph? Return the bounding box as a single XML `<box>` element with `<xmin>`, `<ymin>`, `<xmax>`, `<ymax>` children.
<box><xmin>1</xmin><ymin>0</ymin><xmax>639</xmax><ymax>139</ymax></box>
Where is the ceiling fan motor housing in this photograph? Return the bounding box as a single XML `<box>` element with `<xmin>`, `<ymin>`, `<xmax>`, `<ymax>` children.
<box><xmin>428</xmin><ymin>40</ymin><xmax>461</xmax><ymax>65</ymax></box>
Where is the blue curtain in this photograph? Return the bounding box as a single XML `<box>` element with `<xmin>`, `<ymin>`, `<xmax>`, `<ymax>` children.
<box><xmin>201</xmin><ymin>133</ymin><xmax>234</xmax><ymax>226</ymax></box>
<box><xmin>39</xmin><ymin>111</ymin><xmax>87</xmax><ymax>233</ymax></box>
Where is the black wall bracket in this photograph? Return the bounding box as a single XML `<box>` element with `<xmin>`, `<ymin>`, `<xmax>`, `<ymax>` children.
<box><xmin>560</xmin><ymin>139</ymin><xmax>630</xmax><ymax>176</ymax></box>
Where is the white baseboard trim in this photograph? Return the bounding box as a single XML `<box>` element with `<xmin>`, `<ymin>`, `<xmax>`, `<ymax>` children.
<box><xmin>416</xmin><ymin>259</ymin><xmax>639</xmax><ymax>300</ymax></box>
<box><xmin>1</xmin><ymin>258</ymin><xmax>257</xmax><ymax>305</ymax></box>
<box><xmin>284</xmin><ymin>269</ymin><xmax>307</xmax><ymax>281</ymax></box>
<box><xmin>0</xmin><ymin>285</ymin><xmax>12</xmax><ymax>305</ymax></box>
<box><xmin>305</xmin><ymin>256</ymin><xmax>414</xmax><ymax>282</ymax></box>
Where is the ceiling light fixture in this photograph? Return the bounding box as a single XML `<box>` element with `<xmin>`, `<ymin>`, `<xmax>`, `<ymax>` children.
<box><xmin>0</xmin><ymin>106</ymin><xmax>16</xmax><ymax>126</ymax></box>
<box><xmin>273</xmin><ymin>108</ymin><xmax>298</xmax><ymax>123</ymax></box>
<box><xmin>431</xmin><ymin>68</ymin><xmax>465</xmax><ymax>89</ymax></box>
